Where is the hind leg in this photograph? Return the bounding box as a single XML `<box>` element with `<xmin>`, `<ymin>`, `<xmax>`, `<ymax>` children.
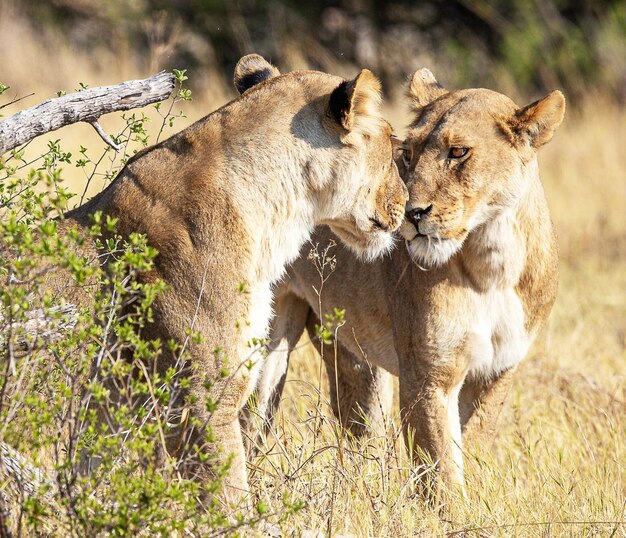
<box><xmin>241</xmin><ymin>288</ymin><xmax>309</xmax><ymax>454</ymax></box>
<box><xmin>306</xmin><ymin>313</ymin><xmax>393</xmax><ymax>437</ymax></box>
<box><xmin>459</xmin><ymin>368</ymin><xmax>516</xmax><ymax>450</ymax></box>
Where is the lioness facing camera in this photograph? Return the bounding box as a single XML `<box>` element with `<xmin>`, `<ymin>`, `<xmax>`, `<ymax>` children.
<box><xmin>2</xmin><ymin>55</ymin><xmax>407</xmax><ymax>504</ymax></box>
<box><xmin>252</xmin><ymin>69</ymin><xmax>563</xmax><ymax>500</ymax></box>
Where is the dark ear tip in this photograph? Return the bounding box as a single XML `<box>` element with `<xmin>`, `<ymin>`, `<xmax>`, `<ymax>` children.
<box><xmin>328</xmin><ymin>79</ymin><xmax>351</xmax><ymax>128</ymax></box>
<box><xmin>234</xmin><ymin>68</ymin><xmax>276</xmax><ymax>94</ymax></box>
<box><xmin>233</xmin><ymin>54</ymin><xmax>280</xmax><ymax>94</ymax></box>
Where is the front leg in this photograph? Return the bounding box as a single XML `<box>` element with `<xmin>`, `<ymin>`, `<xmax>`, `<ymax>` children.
<box><xmin>386</xmin><ymin>261</ymin><xmax>468</xmax><ymax>500</ymax></box>
<box><xmin>398</xmin><ymin>361</ymin><xmax>467</xmax><ymax>500</ymax></box>
<box><xmin>176</xmin><ymin>348</ymin><xmax>252</xmax><ymax>507</ymax></box>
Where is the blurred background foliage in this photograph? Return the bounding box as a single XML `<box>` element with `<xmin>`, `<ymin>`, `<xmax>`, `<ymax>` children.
<box><xmin>8</xmin><ymin>0</ymin><xmax>626</xmax><ymax>103</ymax></box>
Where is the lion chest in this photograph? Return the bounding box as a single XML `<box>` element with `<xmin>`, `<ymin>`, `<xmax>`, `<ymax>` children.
<box><xmin>463</xmin><ymin>286</ymin><xmax>532</xmax><ymax>379</ymax></box>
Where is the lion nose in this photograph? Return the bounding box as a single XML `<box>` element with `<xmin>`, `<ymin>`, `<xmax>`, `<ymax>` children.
<box><xmin>405</xmin><ymin>204</ymin><xmax>433</xmax><ymax>226</ymax></box>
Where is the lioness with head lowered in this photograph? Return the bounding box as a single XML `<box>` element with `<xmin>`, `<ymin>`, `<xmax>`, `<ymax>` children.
<box><xmin>2</xmin><ymin>55</ymin><xmax>407</xmax><ymax>504</ymax></box>
<box><xmin>251</xmin><ymin>69</ymin><xmax>563</xmax><ymax>499</ymax></box>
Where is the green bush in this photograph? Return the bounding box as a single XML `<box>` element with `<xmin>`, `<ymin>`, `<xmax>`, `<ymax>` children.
<box><xmin>0</xmin><ymin>72</ymin><xmax>297</xmax><ymax>536</ymax></box>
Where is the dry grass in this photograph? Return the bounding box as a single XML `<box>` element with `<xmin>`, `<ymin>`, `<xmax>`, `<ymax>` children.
<box><xmin>1</xmin><ymin>10</ymin><xmax>625</xmax><ymax>537</ymax></box>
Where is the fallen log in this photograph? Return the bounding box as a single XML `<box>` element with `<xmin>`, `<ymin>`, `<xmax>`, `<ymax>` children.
<box><xmin>0</xmin><ymin>71</ymin><xmax>176</xmax><ymax>155</ymax></box>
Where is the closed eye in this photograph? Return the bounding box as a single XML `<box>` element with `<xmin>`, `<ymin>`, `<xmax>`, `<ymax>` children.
<box><xmin>448</xmin><ymin>147</ymin><xmax>469</xmax><ymax>159</ymax></box>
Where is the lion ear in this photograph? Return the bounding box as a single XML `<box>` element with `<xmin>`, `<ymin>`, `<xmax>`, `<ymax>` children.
<box><xmin>509</xmin><ymin>90</ymin><xmax>566</xmax><ymax>149</ymax></box>
<box><xmin>407</xmin><ymin>68</ymin><xmax>448</xmax><ymax>109</ymax></box>
<box><xmin>233</xmin><ymin>54</ymin><xmax>281</xmax><ymax>94</ymax></box>
<box><xmin>328</xmin><ymin>69</ymin><xmax>383</xmax><ymax>134</ymax></box>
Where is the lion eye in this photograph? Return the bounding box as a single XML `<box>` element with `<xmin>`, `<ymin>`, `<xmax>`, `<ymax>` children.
<box><xmin>448</xmin><ymin>147</ymin><xmax>469</xmax><ymax>159</ymax></box>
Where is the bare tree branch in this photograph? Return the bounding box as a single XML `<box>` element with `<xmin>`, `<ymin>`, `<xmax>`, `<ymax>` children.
<box><xmin>89</xmin><ymin>120</ymin><xmax>123</xmax><ymax>152</ymax></box>
<box><xmin>0</xmin><ymin>92</ymin><xmax>35</xmax><ymax>112</ymax></box>
<box><xmin>0</xmin><ymin>72</ymin><xmax>176</xmax><ymax>155</ymax></box>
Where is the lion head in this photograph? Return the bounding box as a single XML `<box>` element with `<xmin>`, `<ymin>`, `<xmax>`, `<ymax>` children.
<box><xmin>234</xmin><ymin>54</ymin><xmax>408</xmax><ymax>261</ymax></box>
<box><xmin>398</xmin><ymin>69</ymin><xmax>565</xmax><ymax>267</ymax></box>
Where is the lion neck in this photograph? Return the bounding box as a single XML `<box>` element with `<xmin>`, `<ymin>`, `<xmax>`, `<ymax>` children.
<box><xmin>457</xmin><ymin>161</ymin><xmax>546</xmax><ymax>293</ymax></box>
<box><xmin>229</xmin><ymin>148</ymin><xmax>324</xmax><ymax>287</ymax></box>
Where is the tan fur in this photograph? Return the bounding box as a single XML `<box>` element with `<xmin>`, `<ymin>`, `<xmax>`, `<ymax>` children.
<box><xmin>3</xmin><ymin>55</ymin><xmax>408</xmax><ymax>506</ymax></box>
<box><xmin>252</xmin><ymin>72</ymin><xmax>563</xmax><ymax>501</ymax></box>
